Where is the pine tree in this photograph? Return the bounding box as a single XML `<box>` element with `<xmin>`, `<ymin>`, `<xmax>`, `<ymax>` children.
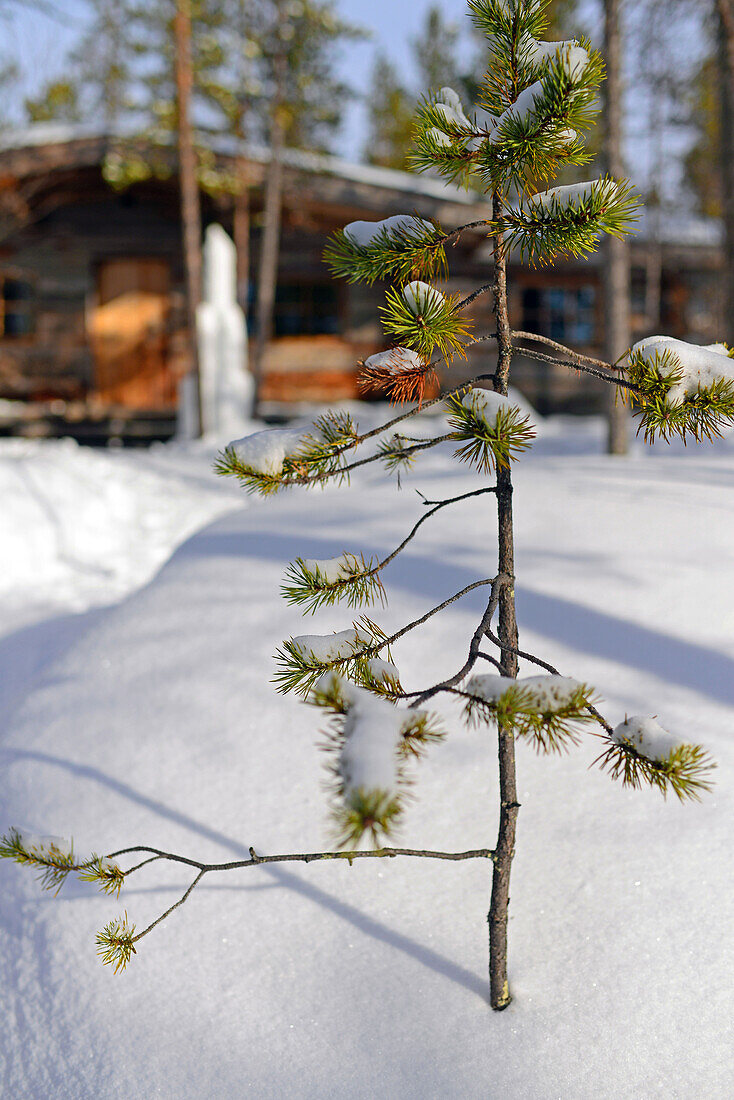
<box><xmin>363</xmin><ymin>55</ymin><xmax>415</xmax><ymax>171</ymax></box>
<box><xmin>3</xmin><ymin>0</ymin><xmax>729</xmax><ymax>1012</ymax></box>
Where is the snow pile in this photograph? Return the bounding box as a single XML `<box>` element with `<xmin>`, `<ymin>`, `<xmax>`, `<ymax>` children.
<box><xmin>402</xmin><ymin>280</ymin><xmax>445</xmax><ymax>316</ymax></box>
<box><xmin>611</xmin><ymin>716</ymin><xmax>684</xmax><ymax>763</ymax></box>
<box><xmin>0</xmin><ymin>437</ymin><xmax>242</xmax><ymax>628</ymax></box>
<box><xmin>364</xmin><ymin>347</ymin><xmax>424</xmax><ymax>375</ymax></box>
<box><xmin>290</xmin><ymin>625</ymin><xmax>371</xmax><ymax>664</ymax></box>
<box><xmin>630</xmin><ymin>335</ymin><xmax>734</xmax><ymax>405</ymax></box>
<box><xmin>229</xmin><ymin>427</ymin><xmax>309</xmax><ymax>476</ymax></box>
<box><xmin>343</xmin><ymin>215</ymin><xmax>435</xmax><ymax>249</ymax></box>
<box><xmin>466</xmin><ymin>673</ymin><xmax>584</xmax><ymax>709</ymax></box>
<box><xmin>301</xmin><ymin>553</ymin><xmax>365</xmax><ymax>585</ymax></box>
<box><xmin>529</xmin><ymin>179</ymin><xmax>616</xmax><ymax>213</ymax></box>
<box><xmin>462</xmin><ymin>387</ymin><xmax>518</xmax><ymax>428</ymax></box>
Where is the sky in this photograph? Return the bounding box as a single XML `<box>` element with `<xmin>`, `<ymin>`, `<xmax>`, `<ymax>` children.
<box><xmin>1</xmin><ymin>0</ymin><xmax>709</xmax><ymax>205</ymax></box>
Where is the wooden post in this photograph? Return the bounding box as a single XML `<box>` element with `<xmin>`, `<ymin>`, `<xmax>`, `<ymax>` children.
<box><xmin>174</xmin><ymin>0</ymin><xmax>203</xmax><ymax>435</ymax></box>
<box><xmin>602</xmin><ymin>0</ymin><xmax>631</xmax><ymax>455</ymax></box>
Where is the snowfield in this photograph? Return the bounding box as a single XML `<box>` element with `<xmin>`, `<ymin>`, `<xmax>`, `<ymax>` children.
<box><xmin>1</xmin><ymin>413</ymin><xmax>733</xmax><ymax>1098</ymax></box>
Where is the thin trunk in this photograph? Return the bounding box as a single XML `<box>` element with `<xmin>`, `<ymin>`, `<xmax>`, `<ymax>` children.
<box><xmin>603</xmin><ymin>0</ymin><xmax>630</xmax><ymax>455</ymax></box>
<box><xmin>717</xmin><ymin>0</ymin><xmax>734</xmax><ymax>342</ymax></box>
<box><xmin>488</xmin><ymin>194</ymin><xmax>519</xmax><ymax>1012</ymax></box>
<box><xmin>174</xmin><ymin>0</ymin><xmax>203</xmax><ymax>435</ymax></box>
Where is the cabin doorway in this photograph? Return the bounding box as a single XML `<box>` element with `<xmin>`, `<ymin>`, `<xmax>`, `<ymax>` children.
<box><xmin>89</xmin><ymin>258</ymin><xmax>176</xmax><ymax>409</ymax></box>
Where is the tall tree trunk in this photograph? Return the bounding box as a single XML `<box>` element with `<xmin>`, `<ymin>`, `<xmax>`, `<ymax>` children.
<box><xmin>603</xmin><ymin>0</ymin><xmax>631</xmax><ymax>455</ymax></box>
<box><xmin>174</xmin><ymin>0</ymin><xmax>203</xmax><ymax>435</ymax></box>
<box><xmin>233</xmin><ymin>173</ymin><xmax>250</xmax><ymax>312</ymax></box>
<box><xmin>488</xmin><ymin>193</ymin><xmax>520</xmax><ymax>1011</ymax></box>
<box><xmin>717</xmin><ymin>0</ymin><xmax>734</xmax><ymax>342</ymax></box>
<box><xmin>250</xmin><ymin>30</ymin><xmax>287</xmax><ymax>422</ymax></box>
<box><xmin>250</xmin><ymin>120</ymin><xmax>284</xmax><ymax>419</ymax></box>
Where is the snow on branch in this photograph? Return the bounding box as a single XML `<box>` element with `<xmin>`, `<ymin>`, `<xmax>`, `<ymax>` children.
<box><xmin>281</xmin><ymin>552</ymin><xmax>387</xmax><ymax>615</ymax></box>
<box><xmin>215</xmin><ymin>411</ymin><xmax>359</xmax><ymax>494</ymax></box>
<box><xmin>273</xmin><ymin>617</ymin><xmax>402</xmax><ymax>699</ymax></box>
<box><xmin>463</xmin><ymin>674</ymin><xmax>598</xmax><ymax>753</ymax></box>
<box><xmin>625</xmin><ymin>337</ymin><xmax>734</xmax><ymax>442</ymax></box>
<box><xmin>494</xmin><ymin>177</ymin><xmax>641</xmax><ymax>265</ymax></box>
<box><xmin>359</xmin><ymin>347</ymin><xmax>438</xmax><ymax>406</ymax></box>
<box><xmin>324</xmin><ymin>215</ymin><xmax>446</xmax><ymax>286</ymax></box>
<box><xmin>380</xmin><ymin>282</ymin><xmax>473</xmax><ymax>364</ymax></box>
<box><xmin>596</xmin><ymin>717</ymin><xmax>715</xmax><ymax>802</ymax></box>
<box><xmin>446</xmin><ymin>387</ymin><xmax>536</xmax><ymax>472</ymax></box>
<box><xmin>310</xmin><ymin>672</ymin><xmax>445</xmax><ymax>847</ymax></box>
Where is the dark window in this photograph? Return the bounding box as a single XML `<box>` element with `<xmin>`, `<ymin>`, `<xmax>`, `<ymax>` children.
<box><xmin>248</xmin><ymin>283</ymin><xmax>340</xmax><ymax>337</ymax></box>
<box><xmin>521</xmin><ymin>285</ymin><xmax>596</xmax><ymax>345</ymax></box>
<box><xmin>1</xmin><ymin>276</ymin><xmax>35</xmax><ymax>337</ymax></box>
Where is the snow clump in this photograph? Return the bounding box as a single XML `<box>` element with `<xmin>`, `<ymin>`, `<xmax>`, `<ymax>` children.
<box><xmin>228</xmin><ymin>428</ymin><xmax>309</xmax><ymax>476</ymax></box>
<box><xmin>466</xmin><ymin>674</ymin><xmax>584</xmax><ymax>710</ymax></box>
<box><xmin>529</xmin><ymin>179</ymin><xmax>617</xmax><ymax>213</ymax></box>
<box><xmin>316</xmin><ymin>675</ymin><xmax>419</xmax><ymax>802</ymax></box>
<box><xmin>16</xmin><ymin>833</ymin><xmax>73</xmax><ymax>858</ymax></box>
<box><xmin>434</xmin><ymin>86</ymin><xmax>472</xmax><ymax>130</ymax></box>
<box><xmin>611</xmin><ymin>716</ymin><xmax>685</xmax><ymax>764</ymax></box>
<box><xmin>301</xmin><ymin>554</ymin><xmax>365</xmax><ymax>585</ymax></box>
<box><xmin>629</xmin><ymin>336</ymin><xmax>734</xmax><ymax>406</ymax></box>
<box><xmin>290</xmin><ymin>626</ymin><xmax>371</xmax><ymax>664</ymax></box>
<box><xmin>527</xmin><ymin>39</ymin><xmax>589</xmax><ymax>80</ymax></box>
<box><xmin>462</xmin><ymin>387</ymin><xmax>519</xmax><ymax>429</ymax></box>
<box><xmin>402</xmin><ymin>281</ymin><xmax>445</xmax><ymax>316</ymax></box>
<box><xmin>363</xmin><ymin>347</ymin><xmax>424</xmax><ymax>375</ymax></box>
<box><xmin>343</xmin><ymin>215</ymin><xmax>435</xmax><ymax>249</ymax></box>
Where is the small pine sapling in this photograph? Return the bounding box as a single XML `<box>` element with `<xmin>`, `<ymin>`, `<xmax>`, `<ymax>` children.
<box><xmin>2</xmin><ymin>0</ymin><xmax>726</xmax><ymax>1010</ymax></box>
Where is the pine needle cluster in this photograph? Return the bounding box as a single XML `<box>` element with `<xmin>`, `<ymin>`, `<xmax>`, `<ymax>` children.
<box><xmin>624</xmin><ymin>349</ymin><xmax>734</xmax><ymax>443</ymax></box>
<box><xmin>446</xmin><ymin>393</ymin><xmax>535</xmax><ymax>472</ymax></box>
<box><xmin>380</xmin><ymin>284</ymin><xmax>472</xmax><ymax>364</ymax></box>
<box><xmin>281</xmin><ymin>554</ymin><xmax>386</xmax><ymax>615</ymax></box>
<box><xmin>0</xmin><ymin>829</ymin><xmax>77</xmax><ymax>895</ymax></box>
<box><xmin>323</xmin><ymin>219</ymin><xmax>447</xmax><ymax>285</ymax></box>
<box><xmin>494</xmin><ymin>178</ymin><xmax>641</xmax><ymax>266</ymax></box>
<box><xmin>273</xmin><ymin>617</ymin><xmax>400</xmax><ymax>698</ymax></box>
<box><xmin>595</xmin><ymin>738</ymin><xmax>715</xmax><ymax>802</ymax></box>
<box><xmin>96</xmin><ymin>914</ymin><xmax>137</xmax><ymax>973</ymax></box>
<box><xmin>0</xmin><ymin>829</ymin><xmax>126</xmax><ymax>898</ymax></box>
<box><xmin>463</xmin><ymin>679</ymin><xmax>598</xmax><ymax>753</ymax></box>
<box><xmin>214</xmin><ymin>411</ymin><xmax>359</xmax><ymax>495</ymax></box>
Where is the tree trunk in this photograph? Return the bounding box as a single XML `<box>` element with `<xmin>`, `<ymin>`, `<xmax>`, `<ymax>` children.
<box><xmin>250</xmin><ymin>33</ymin><xmax>287</xmax><ymax>422</ymax></box>
<box><xmin>602</xmin><ymin>0</ymin><xmax>631</xmax><ymax>455</ymax></box>
<box><xmin>233</xmin><ymin>175</ymin><xmax>250</xmax><ymax>313</ymax></box>
<box><xmin>488</xmin><ymin>194</ymin><xmax>520</xmax><ymax>1011</ymax></box>
<box><xmin>174</xmin><ymin>0</ymin><xmax>203</xmax><ymax>436</ymax></box>
<box><xmin>717</xmin><ymin>0</ymin><xmax>734</xmax><ymax>342</ymax></box>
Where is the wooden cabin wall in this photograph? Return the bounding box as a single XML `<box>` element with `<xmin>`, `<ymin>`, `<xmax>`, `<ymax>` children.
<box><xmin>0</xmin><ymin>176</ymin><xmax>188</xmax><ymax>405</ymax></box>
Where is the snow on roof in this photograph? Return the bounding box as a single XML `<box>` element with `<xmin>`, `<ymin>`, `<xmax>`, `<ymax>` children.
<box><xmin>0</xmin><ymin>123</ymin><xmax>486</xmax><ymax>208</ymax></box>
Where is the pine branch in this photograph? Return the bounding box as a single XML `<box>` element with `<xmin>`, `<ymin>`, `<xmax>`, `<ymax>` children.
<box><xmin>494</xmin><ymin>177</ymin><xmax>641</xmax><ymax>266</ymax></box>
<box><xmin>446</xmin><ymin>391</ymin><xmax>536</xmax><ymax>472</ymax></box>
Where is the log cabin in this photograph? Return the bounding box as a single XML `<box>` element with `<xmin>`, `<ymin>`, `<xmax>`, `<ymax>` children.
<box><xmin>0</xmin><ymin>125</ymin><xmax>725</xmax><ymax>442</ymax></box>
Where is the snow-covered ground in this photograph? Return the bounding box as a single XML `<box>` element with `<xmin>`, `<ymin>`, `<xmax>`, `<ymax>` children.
<box><xmin>1</xmin><ymin>413</ymin><xmax>733</xmax><ymax>1098</ymax></box>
